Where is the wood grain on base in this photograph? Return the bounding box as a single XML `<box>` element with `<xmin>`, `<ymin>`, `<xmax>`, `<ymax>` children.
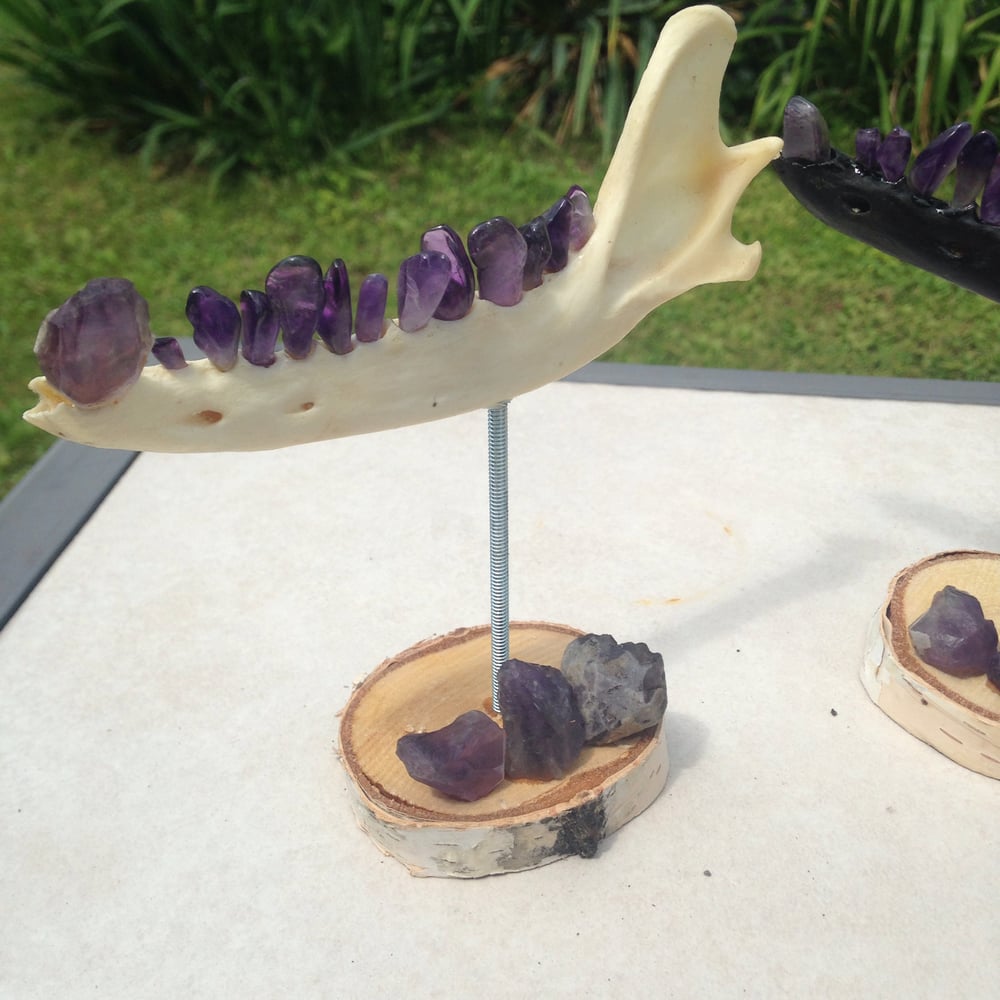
<box><xmin>338</xmin><ymin>622</ymin><xmax>669</xmax><ymax>877</ymax></box>
<box><xmin>862</xmin><ymin>550</ymin><xmax>1000</xmax><ymax>778</ymax></box>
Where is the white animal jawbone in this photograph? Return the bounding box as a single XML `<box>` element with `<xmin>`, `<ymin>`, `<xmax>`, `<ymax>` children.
<box><xmin>24</xmin><ymin>5</ymin><xmax>781</xmax><ymax>454</ymax></box>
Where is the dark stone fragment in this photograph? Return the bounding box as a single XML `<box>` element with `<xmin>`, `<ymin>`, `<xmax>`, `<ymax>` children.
<box><xmin>951</xmin><ymin>130</ymin><xmax>998</xmax><ymax>208</ymax></box>
<box><xmin>421</xmin><ymin>224</ymin><xmax>475</xmax><ymax>320</ymax></box>
<box><xmin>239</xmin><ymin>289</ymin><xmax>279</xmax><ymax>367</ymax></box>
<box><xmin>855</xmin><ymin>127</ymin><xmax>881</xmax><ymax>171</ymax></box>
<box><xmin>467</xmin><ymin>217</ymin><xmax>527</xmax><ymax>306</ymax></box>
<box><xmin>518</xmin><ymin>217</ymin><xmax>551</xmax><ymax>291</ymax></box>
<box><xmin>317</xmin><ymin>259</ymin><xmax>353</xmax><ymax>354</ymax></box>
<box><xmin>542</xmin><ymin>196</ymin><xmax>572</xmax><ymax>272</ymax></box>
<box><xmin>396</xmin><ymin>710</ymin><xmax>505</xmax><ymax>801</ymax></box>
<box><xmin>397</xmin><ymin>251</ymin><xmax>451</xmax><ymax>332</ymax></box>
<box><xmin>909</xmin><ymin>585</ymin><xmax>999</xmax><ymax>678</ymax></box>
<box><xmin>782</xmin><ymin>96</ymin><xmax>831</xmax><ymax>162</ymax></box>
<box><xmin>35</xmin><ymin>277</ymin><xmax>153</xmax><ymax>407</ymax></box>
<box><xmin>265</xmin><ymin>255</ymin><xmax>324</xmax><ymax>359</ymax></box>
<box><xmin>876</xmin><ymin>127</ymin><xmax>911</xmax><ymax>182</ymax></box>
<box><xmin>561</xmin><ymin>633</ymin><xmax>667</xmax><ymax>744</ymax></box>
<box><xmin>983</xmin><ymin>156</ymin><xmax>1000</xmax><ymax>224</ymax></box>
<box><xmin>355</xmin><ymin>273</ymin><xmax>388</xmax><ymax>342</ymax></box>
<box><xmin>909</xmin><ymin>122</ymin><xmax>971</xmax><ymax>197</ymax></box>
<box><xmin>186</xmin><ymin>285</ymin><xmax>240</xmax><ymax>371</ymax></box>
<box><xmin>497</xmin><ymin>659</ymin><xmax>584</xmax><ymax>780</ymax></box>
<box><xmin>151</xmin><ymin>336</ymin><xmax>187</xmax><ymax>370</ymax></box>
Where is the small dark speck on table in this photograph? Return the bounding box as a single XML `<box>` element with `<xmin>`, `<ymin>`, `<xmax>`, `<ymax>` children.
<box><xmin>703</xmin><ymin>870</ymin><xmax>712</xmax><ymax>877</ymax></box>
<box><xmin>830</xmin><ymin>708</ymin><xmax>838</xmax><ymax>716</ymax></box>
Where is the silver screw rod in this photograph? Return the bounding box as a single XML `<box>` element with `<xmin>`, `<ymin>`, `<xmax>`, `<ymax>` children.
<box><xmin>488</xmin><ymin>402</ymin><xmax>510</xmax><ymax>714</ymax></box>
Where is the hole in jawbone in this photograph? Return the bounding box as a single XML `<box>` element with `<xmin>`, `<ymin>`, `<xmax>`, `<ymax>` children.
<box><xmin>940</xmin><ymin>244</ymin><xmax>964</xmax><ymax>260</ymax></box>
<box><xmin>842</xmin><ymin>194</ymin><xmax>871</xmax><ymax>215</ymax></box>
<box><xmin>300</xmin><ymin>401</ymin><xmax>315</xmax><ymax>411</ymax></box>
<box><xmin>195</xmin><ymin>409</ymin><xmax>223</xmax><ymax>424</ymax></box>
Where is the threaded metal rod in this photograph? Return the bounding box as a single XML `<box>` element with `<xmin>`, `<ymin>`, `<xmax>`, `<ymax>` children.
<box><xmin>488</xmin><ymin>402</ymin><xmax>510</xmax><ymax>713</ymax></box>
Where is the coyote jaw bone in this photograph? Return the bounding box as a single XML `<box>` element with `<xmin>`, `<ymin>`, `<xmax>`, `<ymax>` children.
<box><xmin>24</xmin><ymin>5</ymin><xmax>781</xmax><ymax>454</ymax></box>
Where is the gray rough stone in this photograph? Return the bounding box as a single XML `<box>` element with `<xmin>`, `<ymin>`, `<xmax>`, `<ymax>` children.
<box><xmin>561</xmin><ymin>633</ymin><xmax>667</xmax><ymax>744</ymax></box>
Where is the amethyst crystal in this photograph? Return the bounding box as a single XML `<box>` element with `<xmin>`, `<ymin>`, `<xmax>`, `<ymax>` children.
<box><xmin>239</xmin><ymin>289</ymin><xmax>279</xmax><ymax>367</ymax></box>
<box><xmin>983</xmin><ymin>156</ymin><xmax>1000</xmax><ymax>225</ymax></box>
<box><xmin>151</xmin><ymin>336</ymin><xmax>187</xmax><ymax>370</ymax></box>
<box><xmin>265</xmin><ymin>255</ymin><xmax>324</xmax><ymax>359</ymax></box>
<box><xmin>421</xmin><ymin>225</ymin><xmax>475</xmax><ymax>321</ymax></box>
<box><xmin>519</xmin><ymin>217</ymin><xmax>552</xmax><ymax>291</ymax></box>
<box><xmin>908</xmin><ymin>585</ymin><xmax>999</xmax><ymax>678</ymax></box>
<box><xmin>185</xmin><ymin>286</ymin><xmax>240</xmax><ymax>372</ymax></box>
<box><xmin>396</xmin><ymin>710</ymin><xmax>505</xmax><ymax>802</ymax></box>
<box><xmin>876</xmin><ymin>127</ymin><xmax>912</xmax><ymax>182</ymax></box>
<box><xmin>34</xmin><ymin>278</ymin><xmax>152</xmax><ymax>407</ymax></box>
<box><xmin>952</xmin><ymin>131</ymin><xmax>998</xmax><ymax>208</ymax></box>
<box><xmin>397</xmin><ymin>251</ymin><xmax>452</xmax><ymax>332</ymax></box>
<box><xmin>855</xmin><ymin>127</ymin><xmax>881</xmax><ymax>171</ymax></box>
<box><xmin>561</xmin><ymin>634</ymin><xmax>667</xmax><ymax>745</ymax></box>
<box><xmin>782</xmin><ymin>96</ymin><xmax>830</xmax><ymax>162</ymax></box>
<box><xmin>355</xmin><ymin>273</ymin><xmax>388</xmax><ymax>342</ymax></box>
<box><xmin>317</xmin><ymin>259</ymin><xmax>353</xmax><ymax>355</ymax></box>
<box><xmin>566</xmin><ymin>184</ymin><xmax>596</xmax><ymax>251</ymax></box>
<box><xmin>908</xmin><ymin>122</ymin><xmax>972</xmax><ymax>197</ymax></box>
<box><xmin>497</xmin><ymin>659</ymin><xmax>584</xmax><ymax>780</ymax></box>
<box><xmin>542</xmin><ymin>196</ymin><xmax>573</xmax><ymax>272</ymax></box>
<box><xmin>467</xmin><ymin>217</ymin><xmax>527</xmax><ymax>307</ymax></box>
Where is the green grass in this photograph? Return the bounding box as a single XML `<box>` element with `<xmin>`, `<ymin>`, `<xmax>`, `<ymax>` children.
<box><xmin>1</xmin><ymin>66</ymin><xmax>998</xmax><ymax>501</ymax></box>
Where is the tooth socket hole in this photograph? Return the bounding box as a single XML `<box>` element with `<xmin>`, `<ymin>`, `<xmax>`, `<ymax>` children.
<box><xmin>842</xmin><ymin>194</ymin><xmax>871</xmax><ymax>215</ymax></box>
<box><xmin>939</xmin><ymin>244</ymin><xmax>964</xmax><ymax>260</ymax></box>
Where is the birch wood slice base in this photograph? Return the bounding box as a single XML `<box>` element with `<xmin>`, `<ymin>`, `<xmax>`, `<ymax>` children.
<box><xmin>862</xmin><ymin>550</ymin><xmax>1000</xmax><ymax>778</ymax></box>
<box><xmin>338</xmin><ymin>621</ymin><xmax>669</xmax><ymax>878</ymax></box>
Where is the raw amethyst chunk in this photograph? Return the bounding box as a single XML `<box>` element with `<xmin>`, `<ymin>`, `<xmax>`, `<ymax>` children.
<box><xmin>186</xmin><ymin>286</ymin><xmax>240</xmax><ymax>372</ymax></box>
<box><xmin>519</xmin><ymin>217</ymin><xmax>551</xmax><ymax>291</ymax></box>
<box><xmin>983</xmin><ymin>156</ymin><xmax>1000</xmax><ymax>225</ymax></box>
<box><xmin>239</xmin><ymin>289</ymin><xmax>279</xmax><ymax>367</ymax></box>
<box><xmin>909</xmin><ymin>122</ymin><xmax>972</xmax><ymax>197</ymax></box>
<box><xmin>421</xmin><ymin>225</ymin><xmax>475</xmax><ymax>321</ymax></box>
<box><xmin>498</xmin><ymin>659</ymin><xmax>584</xmax><ymax>780</ymax></box>
<box><xmin>397</xmin><ymin>251</ymin><xmax>451</xmax><ymax>332</ymax></box>
<box><xmin>542</xmin><ymin>196</ymin><xmax>572</xmax><ymax>272</ymax></box>
<box><xmin>855</xmin><ymin>127</ymin><xmax>881</xmax><ymax>171</ymax></box>
<box><xmin>265</xmin><ymin>255</ymin><xmax>324</xmax><ymax>359</ymax></box>
<box><xmin>317</xmin><ymin>258</ymin><xmax>353</xmax><ymax>355</ymax></box>
<box><xmin>34</xmin><ymin>277</ymin><xmax>153</xmax><ymax>407</ymax></box>
<box><xmin>152</xmin><ymin>336</ymin><xmax>187</xmax><ymax>370</ymax></box>
<box><xmin>909</xmin><ymin>585</ymin><xmax>999</xmax><ymax>678</ymax></box>
<box><xmin>877</xmin><ymin>127</ymin><xmax>911</xmax><ymax>182</ymax></box>
<box><xmin>396</xmin><ymin>710</ymin><xmax>505</xmax><ymax>801</ymax></box>
<box><xmin>467</xmin><ymin>217</ymin><xmax>527</xmax><ymax>307</ymax></box>
<box><xmin>355</xmin><ymin>273</ymin><xmax>388</xmax><ymax>342</ymax></box>
<box><xmin>951</xmin><ymin>130</ymin><xmax>998</xmax><ymax>208</ymax></box>
<box><xmin>781</xmin><ymin>96</ymin><xmax>830</xmax><ymax>162</ymax></box>
<box><xmin>566</xmin><ymin>184</ymin><xmax>596</xmax><ymax>251</ymax></box>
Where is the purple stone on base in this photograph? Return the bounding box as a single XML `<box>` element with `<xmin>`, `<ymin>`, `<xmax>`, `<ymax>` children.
<box><xmin>467</xmin><ymin>217</ymin><xmax>527</xmax><ymax>307</ymax></box>
<box><xmin>151</xmin><ymin>336</ymin><xmax>187</xmax><ymax>370</ymax></box>
<box><xmin>265</xmin><ymin>255</ymin><xmax>324</xmax><ymax>359</ymax></box>
<box><xmin>397</xmin><ymin>251</ymin><xmax>451</xmax><ymax>332</ymax></box>
<box><xmin>566</xmin><ymin>184</ymin><xmax>596</xmax><ymax>251</ymax></box>
<box><xmin>951</xmin><ymin>131</ymin><xmax>998</xmax><ymax>209</ymax></box>
<box><xmin>908</xmin><ymin>122</ymin><xmax>971</xmax><ymax>197</ymax></box>
<box><xmin>34</xmin><ymin>278</ymin><xmax>153</xmax><ymax>407</ymax></box>
<box><xmin>877</xmin><ymin>127</ymin><xmax>911</xmax><ymax>182</ymax></box>
<box><xmin>781</xmin><ymin>96</ymin><xmax>830</xmax><ymax>163</ymax></box>
<box><xmin>519</xmin><ymin>217</ymin><xmax>551</xmax><ymax>291</ymax></box>
<box><xmin>542</xmin><ymin>196</ymin><xmax>572</xmax><ymax>272</ymax></box>
<box><xmin>909</xmin><ymin>585</ymin><xmax>999</xmax><ymax>678</ymax></box>
<box><xmin>983</xmin><ymin>156</ymin><xmax>1000</xmax><ymax>225</ymax></box>
<box><xmin>855</xmin><ymin>128</ymin><xmax>880</xmax><ymax>171</ymax></box>
<box><xmin>396</xmin><ymin>710</ymin><xmax>505</xmax><ymax>801</ymax></box>
<box><xmin>355</xmin><ymin>273</ymin><xmax>388</xmax><ymax>342</ymax></box>
<box><xmin>421</xmin><ymin>225</ymin><xmax>475</xmax><ymax>321</ymax></box>
<box><xmin>239</xmin><ymin>289</ymin><xmax>279</xmax><ymax>367</ymax></box>
<box><xmin>498</xmin><ymin>659</ymin><xmax>584</xmax><ymax>780</ymax></box>
<box><xmin>317</xmin><ymin>259</ymin><xmax>353</xmax><ymax>355</ymax></box>
<box><xmin>185</xmin><ymin>286</ymin><xmax>240</xmax><ymax>372</ymax></box>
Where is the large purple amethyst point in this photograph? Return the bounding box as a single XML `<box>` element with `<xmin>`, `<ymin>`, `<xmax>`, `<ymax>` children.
<box><xmin>396</xmin><ymin>710</ymin><xmax>505</xmax><ymax>802</ymax></box>
<box><xmin>542</xmin><ymin>196</ymin><xmax>572</xmax><ymax>273</ymax></box>
<box><xmin>519</xmin><ymin>217</ymin><xmax>552</xmax><ymax>291</ymax></box>
<box><xmin>908</xmin><ymin>122</ymin><xmax>972</xmax><ymax>197</ymax></box>
<box><xmin>781</xmin><ymin>96</ymin><xmax>831</xmax><ymax>163</ymax></box>
<box><xmin>982</xmin><ymin>155</ymin><xmax>1000</xmax><ymax>225</ymax></box>
<box><xmin>909</xmin><ymin>585</ymin><xmax>999</xmax><ymax>678</ymax></box>
<box><xmin>855</xmin><ymin>127</ymin><xmax>881</xmax><ymax>171</ymax></box>
<box><xmin>239</xmin><ymin>289</ymin><xmax>279</xmax><ymax>367</ymax></box>
<box><xmin>498</xmin><ymin>659</ymin><xmax>584</xmax><ymax>780</ymax></box>
<box><xmin>151</xmin><ymin>336</ymin><xmax>187</xmax><ymax>370</ymax></box>
<box><xmin>397</xmin><ymin>251</ymin><xmax>451</xmax><ymax>332</ymax></box>
<box><xmin>317</xmin><ymin>258</ymin><xmax>353</xmax><ymax>355</ymax></box>
<box><xmin>876</xmin><ymin>127</ymin><xmax>912</xmax><ymax>182</ymax></box>
<box><xmin>421</xmin><ymin>225</ymin><xmax>475</xmax><ymax>321</ymax></box>
<box><xmin>566</xmin><ymin>184</ymin><xmax>596</xmax><ymax>251</ymax></box>
<box><xmin>185</xmin><ymin>285</ymin><xmax>240</xmax><ymax>372</ymax></box>
<box><xmin>34</xmin><ymin>278</ymin><xmax>153</xmax><ymax>407</ymax></box>
<box><xmin>467</xmin><ymin>217</ymin><xmax>527</xmax><ymax>307</ymax></box>
<box><xmin>265</xmin><ymin>255</ymin><xmax>324</xmax><ymax>360</ymax></box>
<box><xmin>951</xmin><ymin>130</ymin><xmax>998</xmax><ymax>208</ymax></box>
<box><xmin>355</xmin><ymin>273</ymin><xmax>388</xmax><ymax>342</ymax></box>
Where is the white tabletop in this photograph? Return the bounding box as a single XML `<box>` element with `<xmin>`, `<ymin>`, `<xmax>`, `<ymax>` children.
<box><xmin>3</xmin><ymin>375</ymin><xmax>999</xmax><ymax>998</ymax></box>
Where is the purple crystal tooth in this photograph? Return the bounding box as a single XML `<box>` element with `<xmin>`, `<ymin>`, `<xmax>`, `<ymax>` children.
<box><xmin>518</xmin><ymin>217</ymin><xmax>551</xmax><ymax>291</ymax></box>
<box><xmin>467</xmin><ymin>217</ymin><xmax>528</xmax><ymax>307</ymax></box>
<box><xmin>239</xmin><ymin>289</ymin><xmax>279</xmax><ymax>367</ymax></box>
<box><xmin>566</xmin><ymin>184</ymin><xmax>596</xmax><ymax>251</ymax></box>
<box><xmin>397</xmin><ymin>251</ymin><xmax>452</xmax><ymax>332</ymax></box>
<box><xmin>982</xmin><ymin>155</ymin><xmax>1000</xmax><ymax>224</ymax></box>
<box><xmin>421</xmin><ymin>224</ymin><xmax>475</xmax><ymax>321</ymax></box>
<box><xmin>265</xmin><ymin>255</ymin><xmax>324</xmax><ymax>360</ymax></box>
<box><xmin>855</xmin><ymin>127</ymin><xmax>881</xmax><ymax>170</ymax></box>
<box><xmin>396</xmin><ymin>710</ymin><xmax>505</xmax><ymax>802</ymax></box>
<box><xmin>355</xmin><ymin>273</ymin><xmax>388</xmax><ymax>342</ymax></box>
<box><xmin>909</xmin><ymin>585</ymin><xmax>999</xmax><ymax>678</ymax></box>
<box><xmin>876</xmin><ymin>126</ymin><xmax>912</xmax><ymax>182</ymax></box>
<box><xmin>781</xmin><ymin>96</ymin><xmax>831</xmax><ymax>162</ymax></box>
<box><xmin>908</xmin><ymin>122</ymin><xmax>972</xmax><ymax>197</ymax></box>
<box><xmin>185</xmin><ymin>286</ymin><xmax>240</xmax><ymax>372</ymax></box>
<box><xmin>34</xmin><ymin>278</ymin><xmax>153</xmax><ymax>407</ymax></box>
<box><xmin>317</xmin><ymin>258</ymin><xmax>353</xmax><ymax>354</ymax></box>
<box><xmin>951</xmin><ymin>130</ymin><xmax>998</xmax><ymax>208</ymax></box>
<box><xmin>151</xmin><ymin>336</ymin><xmax>187</xmax><ymax>370</ymax></box>
<box><xmin>542</xmin><ymin>196</ymin><xmax>572</xmax><ymax>272</ymax></box>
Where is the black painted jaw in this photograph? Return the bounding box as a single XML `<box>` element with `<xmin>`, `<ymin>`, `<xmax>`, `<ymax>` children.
<box><xmin>772</xmin><ymin>151</ymin><xmax>1000</xmax><ymax>304</ymax></box>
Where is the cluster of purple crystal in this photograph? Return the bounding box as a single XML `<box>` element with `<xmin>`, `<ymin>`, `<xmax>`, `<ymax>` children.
<box><xmin>782</xmin><ymin>96</ymin><xmax>1000</xmax><ymax>223</ymax></box>
<box><xmin>158</xmin><ymin>185</ymin><xmax>595</xmax><ymax>372</ymax></box>
<box><xmin>908</xmin><ymin>586</ymin><xmax>1000</xmax><ymax>683</ymax></box>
